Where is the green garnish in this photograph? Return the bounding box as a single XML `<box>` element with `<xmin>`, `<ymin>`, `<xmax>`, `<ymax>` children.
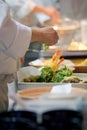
<box><xmin>38</xmin><ymin>66</ymin><xmax>73</xmax><ymax>83</ymax></box>
<box><xmin>43</xmin><ymin>44</ymin><xmax>49</xmax><ymax>51</ymax></box>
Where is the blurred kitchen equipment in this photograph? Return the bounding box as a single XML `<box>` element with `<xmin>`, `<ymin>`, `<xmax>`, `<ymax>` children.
<box><xmin>59</xmin><ymin>0</ymin><xmax>87</xmax><ymax>20</ymax></box>
<box><xmin>81</xmin><ymin>20</ymin><xmax>87</xmax><ymax>45</ymax></box>
<box><xmin>0</xmin><ymin>109</ymin><xmax>83</xmax><ymax>130</ymax></box>
<box><xmin>0</xmin><ymin>93</ymin><xmax>84</xmax><ymax>130</ymax></box>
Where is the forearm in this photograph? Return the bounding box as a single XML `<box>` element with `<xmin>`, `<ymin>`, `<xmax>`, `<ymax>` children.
<box><xmin>31</xmin><ymin>28</ymin><xmax>42</xmax><ymax>43</ymax></box>
<box><xmin>31</xmin><ymin>5</ymin><xmax>49</xmax><ymax>15</ymax></box>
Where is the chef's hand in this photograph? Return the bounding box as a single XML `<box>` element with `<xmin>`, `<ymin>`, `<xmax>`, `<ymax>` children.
<box><xmin>31</xmin><ymin>27</ymin><xmax>59</xmax><ymax>45</ymax></box>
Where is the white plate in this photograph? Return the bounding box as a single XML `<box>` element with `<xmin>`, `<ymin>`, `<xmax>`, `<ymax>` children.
<box><xmin>17</xmin><ymin>66</ymin><xmax>87</xmax><ymax>91</ymax></box>
<box><xmin>17</xmin><ymin>87</ymin><xmax>87</xmax><ymax>100</ymax></box>
<box><xmin>28</xmin><ymin>59</ymin><xmax>74</xmax><ymax>68</ymax></box>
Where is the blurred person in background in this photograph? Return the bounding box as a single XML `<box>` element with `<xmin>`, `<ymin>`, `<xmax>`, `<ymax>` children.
<box><xmin>0</xmin><ymin>0</ymin><xmax>59</xmax><ymax>112</ymax></box>
<box><xmin>5</xmin><ymin>0</ymin><xmax>60</xmax><ymax>27</ymax></box>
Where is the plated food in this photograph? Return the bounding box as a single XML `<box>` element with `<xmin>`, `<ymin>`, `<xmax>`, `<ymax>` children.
<box><xmin>29</xmin><ymin>49</ymin><xmax>75</xmax><ymax>70</ymax></box>
<box><xmin>29</xmin><ymin>58</ymin><xmax>74</xmax><ymax>68</ymax></box>
<box><xmin>23</xmin><ymin>66</ymin><xmax>73</xmax><ymax>83</ymax></box>
<box><xmin>22</xmin><ymin>66</ymin><xmax>87</xmax><ymax>83</ymax></box>
<box><xmin>17</xmin><ymin>66</ymin><xmax>87</xmax><ymax>92</ymax></box>
<box><xmin>18</xmin><ymin>48</ymin><xmax>87</xmax><ymax>85</ymax></box>
<box><xmin>29</xmin><ymin>57</ymin><xmax>87</xmax><ymax>73</ymax></box>
<box><xmin>68</xmin><ymin>41</ymin><xmax>87</xmax><ymax>51</ymax></box>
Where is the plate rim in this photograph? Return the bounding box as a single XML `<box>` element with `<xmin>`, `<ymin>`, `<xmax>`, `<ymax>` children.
<box><xmin>17</xmin><ymin>87</ymin><xmax>87</xmax><ymax>100</ymax></box>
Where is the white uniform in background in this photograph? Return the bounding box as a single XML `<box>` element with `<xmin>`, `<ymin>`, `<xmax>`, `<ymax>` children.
<box><xmin>5</xmin><ymin>0</ymin><xmax>60</xmax><ymax>26</ymax></box>
<box><xmin>5</xmin><ymin>0</ymin><xmax>42</xmax><ymax>26</ymax></box>
<box><xmin>0</xmin><ymin>0</ymin><xmax>32</xmax><ymax>111</ymax></box>
<box><xmin>59</xmin><ymin>0</ymin><xmax>87</xmax><ymax>20</ymax></box>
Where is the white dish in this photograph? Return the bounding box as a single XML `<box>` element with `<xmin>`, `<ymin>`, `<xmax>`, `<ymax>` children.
<box><xmin>17</xmin><ymin>66</ymin><xmax>87</xmax><ymax>91</ymax></box>
<box><xmin>28</xmin><ymin>59</ymin><xmax>74</xmax><ymax>68</ymax></box>
<box><xmin>17</xmin><ymin>87</ymin><xmax>87</xmax><ymax>100</ymax></box>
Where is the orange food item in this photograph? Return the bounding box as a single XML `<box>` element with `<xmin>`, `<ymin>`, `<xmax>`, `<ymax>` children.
<box><xmin>44</xmin><ymin>49</ymin><xmax>64</xmax><ymax>70</ymax></box>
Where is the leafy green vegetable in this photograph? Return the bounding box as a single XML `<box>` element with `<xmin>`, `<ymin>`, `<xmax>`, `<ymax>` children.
<box><xmin>38</xmin><ymin>67</ymin><xmax>54</xmax><ymax>82</ymax></box>
<box><xmin>52</xmin><ymin>72</ymin><xmax>64</xmax><ymax>82</ymax></box>
<box><xmin>52</xmin><ymin>66</ymin><xmax>73</xmax><ymax>82</ymax></box>
<box><xmin>23</xmin><ymin>66</ymin><xmax>73</xmax><ymax>83</ymax></box>
<box><xmin>43</xmin><ymin>44</ymin><xmax>49</xmax><ymax>51</ymax></box>
<box><xmin>23</xmin><ymin>75</ymin><xmax>40</xmax><ymax>82</ymax></box>
<box><xmin>38</xmin><ymin>66</ymin><xmax>73</xmax><ymax>83</ymax></box>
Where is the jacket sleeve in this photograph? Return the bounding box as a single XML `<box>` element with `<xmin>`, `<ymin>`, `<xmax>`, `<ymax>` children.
<box><xmin>0</xmin><ymin>0</ymin><xmax>32</xmax><ymax>59</ymax></box>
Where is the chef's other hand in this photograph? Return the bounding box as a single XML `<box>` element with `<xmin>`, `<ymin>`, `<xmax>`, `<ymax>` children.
<box><xmin>31</xmin><ymin>27</ymin><xmax>59</xmax><ymax>45</ymax></box>
<box><xmin>45</xmin><ymin>7</ymin><xmax>60</xmax><ymax>23</ymax></box>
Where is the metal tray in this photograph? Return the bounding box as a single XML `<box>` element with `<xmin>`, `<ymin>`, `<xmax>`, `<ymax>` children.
<box><xmin>17</xmin><ymin>72</ymin><xmax>87</xmax><ymax>91</ymax></box>
<box><xmin>17</xmin><ymin>82</ymin><xmax>87</xmax><ymax>91</ymax></box>
<box><xmin>40</xmin><ymin>50</ymin><xmax>87</xmax><ymax>59</ymax></box>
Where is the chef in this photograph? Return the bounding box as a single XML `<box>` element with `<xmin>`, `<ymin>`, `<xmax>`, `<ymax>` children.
<box><xmin>4</xmin><ymin>0</ymin><xmax>60</xmax><ymax>66</ymax></box>
<box><xmin>0</xmin><ymin>0</ymin><xmax>59</xmax><ymax>112</ymax></box>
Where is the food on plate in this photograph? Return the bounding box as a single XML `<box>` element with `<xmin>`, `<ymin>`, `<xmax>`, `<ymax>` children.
<box><xmin>38</xmin><ymin>67</ymin><xmax>54</xmax><ymax>82</ymax></box>
<box><xmin>22</xmin><ymin>66</ymin><xmax>87</xmax><ymax>83</ymax></box>
<box><xmin>77</xmin><ymin>58</ymin><xmax>87</xmax><ymax>66</ymax></box>
<box><xmin>43</xmin><ymin>44</ymin><xmax>49</xmax><ymax>51</ymax></box>
<box><xmin>82</xmin><ymin>80</ymin><xmax>87</xmax><ymax>83</ymax></box>
<box><xmin>63</xmin><ymin>76</ymin><xmax>82</xmax><ymax>83</ymax></box>
<box><xmin>29</xmin><ymin>48</ymin><xmax>75</xmax><ymax>69</ymax></box>
<box><xmin>51</xmin><ymin>66</ymin><xmax>73</xmax><ymax>82</ymax></box>
<box><xmin>44</xmin><ymin>49</ymin><xmax>64</xmax><ymax>70</ymax></box>
<box><xmin>23</xmin><ymin>75</ymin><xmax>40</xmax><ymax>82</ymax></box>
<box><xmin>38</xmin><ymin>66</ymin><xmax>73</xmax><ymax>83</ymax></box>
<box><xmin>68</xmin><ymin>41</ymin><xmax>87</xmax><ymax>50</ymax></box>
<box><xmin>23</xmin><ymin>66</ymin><xmax>73</xmax><ymax>83</ymax></box>
<box><xmin>29</xmin><ymin>59</ymin><xmax>75</xmax><ymax>70</ymax></box>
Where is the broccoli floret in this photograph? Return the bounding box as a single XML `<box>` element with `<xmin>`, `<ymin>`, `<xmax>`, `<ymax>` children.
<box><xmin>52</xmin><ymin>66</ymin><xmax>73</xmax><ymax>82</ymax></box>
<box><xmin>38</xmin><ymin>67</ymin><xmax>54</xmax><ymax>82</ymax></box>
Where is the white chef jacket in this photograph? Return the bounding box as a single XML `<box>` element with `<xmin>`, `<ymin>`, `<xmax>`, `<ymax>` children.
<box><xmin>0</xmin><ymin>0</ymin><xmax>32</xmax><ymax>74</ymax></box>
